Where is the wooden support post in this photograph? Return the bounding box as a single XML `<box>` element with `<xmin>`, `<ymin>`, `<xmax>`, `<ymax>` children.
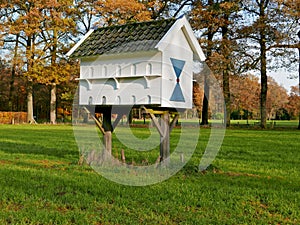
<box><xmin>103</xmin><ymin>131</ymin><xmax>112</xmax><ymax>158</ymax></box>
<box><xmin>102</xmin><ymin>107</ymin><xmax>113</xmax><ymax>157</ymax></box>
<box><xmin>160</xmin><ymin>111</ymin><xmax>170</xmax><ymax>164</ymax></box>
<box><xmin>121</xmin><ymin>149</ymin><xmax>126</xmax><ymax>163</ymax></box>
<box><xmin>142</xmin><ymin>106</ymin><xmax>172</xmax><ymax>165</ymax></box>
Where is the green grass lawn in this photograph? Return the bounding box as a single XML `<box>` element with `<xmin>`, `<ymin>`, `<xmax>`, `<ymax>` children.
<box><xmin>0</xmin><ymin>124</ymin><xmax>299</xmax><ymax>224</ymax></box>
<box><xmin>229</xmin><ymin>119</ymin><xmax>299</xmax><ymax>128</ymax></box>
<box><xmin>132</xmin><ymin>118</ymin><xmax>299</xmax><ymax>128</ymax></box>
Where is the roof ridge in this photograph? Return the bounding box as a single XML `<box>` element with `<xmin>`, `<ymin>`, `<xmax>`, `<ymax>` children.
<box><xmin>94</xmin><ymin>18</ymin><xmax>177</xmax><ymax>30</ymax></box>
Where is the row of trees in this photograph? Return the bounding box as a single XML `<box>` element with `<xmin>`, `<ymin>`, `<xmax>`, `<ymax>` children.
<box><xmin>0</xmin><ymin>0</ymin><xmax>299</xmax><ymax>127</ymax></box>
<box><xmin>0</xmin><ymin>58</ymin><xmax>76</xmax><ymax>122</ymax></box>
<box><xmin>190</xmin><ymin>0</ymin><xmax>299</xmax><ymax>128</ymax></box>
<box><xmin>194</xmin><ymin>72</ymin><xmax>299</xmax><ymax>121</ymax></box>
<box><xmin>227</xmin><ymin>75</ymin><xmax>298</xmax><ymax>121</ymax></box>
<box><xmin>2</xmin><ymin>56</ymin><xmax>297</xmax><ymax>123</ymax></box>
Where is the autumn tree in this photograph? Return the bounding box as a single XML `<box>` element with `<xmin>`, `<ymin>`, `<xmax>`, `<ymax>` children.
<box><xmin>0</xmin><ymin>0</ymin><xmax>49</xmax><ymax>123</ymax></box>
<box><xmin>230</xmin><ymin>74</ymin><xmax>289</xmax><ymax>122</ymax></box>
<box><xmin>190</xmin><ymin>0</ymin><xmax>240</xmax><ymax>126</ymax></box>
<box><xmin>193</xmin><ymin>80</ymin><xmax>204</xmax><ymax>124</ymax></box>
<box><xmin>266</xmin><ymin>77</ymin><xmax>288</xmax><ymax>120</ymax></box>
<box><xmin>286</xmin><ymin>86</ymin><xmax>300</xmax><ymax>120</ymax></box>
<box><xmin>230</xmin><ymin>74</ymin><xmax>260</xmax><ymax>121</ymax></box>
<box><xmin>73</xmin><ymin>0</ymin><xmax>193</xmax><ymax>36</ymax></box>
<box><xmin>237</xmin><ymin>0</ymin><xmax>298</xmax><ymax>128</ymax></box>
<box><xmin>74</xmin><ymin>0</ymin><xmax>101</xmax><ymax>35</ymax></box>
<box><xmin>272</xmin><ymin>0</ymin><xmax>299</xmax><ymax>126</ymax></box>
<box><xmin>0</xmin><ymin>0</ymin><xmax>78</xmax><ymax>123</ymax></box>
<box><xmin>142</xmin><ymin>0</ymin><xmax>198</xmax><ymax>19</ymax></box>
<box><xmin>38</xmin><ymin>0</ymin><xmax>77</xmax><ymax>124</ymax></box>
<box><xmin>191</xmin><ymin>0</ymin><xmax>218</xmax><ymax>125</ymax></box>
<box><xmin>95</xmin><ymin>0</ymin><xmax>152</xmax><ymax>25</ymax></box>
<box><xmin>0</xmin><ymin>59</ymin><xmax>12</xmax><ymax>111</ymax></box>
<box><xmin>219</xmin><ymin>1</ymin><xmax>241</xmax><ymax>127</ymax></box>
<box><xmin>0</xmin><ymin>59</ymin><xmax>27</xmax><ymax>112</ymax></box>
<box><xmin>0</xmin><ymin>33</ymin><xmax>24</xmax><ymax>111</ymax></box>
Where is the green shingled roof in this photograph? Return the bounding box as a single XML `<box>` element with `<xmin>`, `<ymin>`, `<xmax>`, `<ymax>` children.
<box><xmin>71</xmin><ymin>19</ymin><xmax>177</xmax><ymax>58</ymax></box>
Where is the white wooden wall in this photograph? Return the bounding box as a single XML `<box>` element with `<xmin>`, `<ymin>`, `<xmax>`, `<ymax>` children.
<box><xmin>78</xmin><ymin>51</ymin><xmax>162</xmax><ymax>106</ymax></box>
<box><xmin>160</xmin><ymin>27</ymin><xmax>193</xmax><ymax>109</ymax></box>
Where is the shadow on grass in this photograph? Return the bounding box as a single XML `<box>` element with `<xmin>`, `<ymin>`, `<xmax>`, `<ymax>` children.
<box><xmin>0</xmin><ymin>141</ymin><xmax>78</xmax><ymax>159</ymax></box>
<box><xmin>0</xmin><ymin>126</ymin><xmax>78</xmax><ymax>159</ymax></box>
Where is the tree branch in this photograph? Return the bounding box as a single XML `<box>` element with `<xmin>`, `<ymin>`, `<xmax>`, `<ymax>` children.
<box><xmin>173</xmin><ymin>0</ymin><xmax>195</xmax><ymax>18</ymax></box>
<box><xmin>267</xmin><ymin>43</ymin><xmax>300</xmax><ymax>51</ymax></box>
<box><xmin>243</xmin><ymin>6</ymin><xmax>259</xmax><ymax>16</ymax></box>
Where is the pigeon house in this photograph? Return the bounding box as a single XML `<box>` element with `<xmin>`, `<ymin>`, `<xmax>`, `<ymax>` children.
<box><xmin>68</xmin><ymin>16</ymin><xmax>206</xmax><ymax>163</ymax></box>
<box><xmin>67</xmin><ymin>16</ymin><xmax>205</xmax><ymax>109</ymax></box>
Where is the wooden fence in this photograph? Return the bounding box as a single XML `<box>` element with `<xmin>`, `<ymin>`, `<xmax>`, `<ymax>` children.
<box><xmin>0</xmin><ymin>112</ymin><xmax>27</xmax><ymax>124</ymax></box>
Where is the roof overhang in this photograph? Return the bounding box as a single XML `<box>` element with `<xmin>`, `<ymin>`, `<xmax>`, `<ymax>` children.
<box><xmin>155</xmin><ymin>16</ymin><xmax>206</xmax><ymax>62</ymax></box>
<box><xmin>66</xmin><ymin>29</ymin><xmax>94</xmax><ymax>57</ymax></box>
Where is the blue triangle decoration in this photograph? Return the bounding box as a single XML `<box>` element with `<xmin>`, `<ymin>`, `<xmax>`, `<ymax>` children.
<box><xmin>170</xmin><ymin>58</ymin><xmax>185</xmax><ymax>78</ymax></box>
<box><xmin>170</xmin><ymin>58</ymin><xmax>186</xmax><ymax>102</ymax></box>
<box><xmin>170</xmin><ymin>83</ymin><xmax>185</xmax><ymax>102</ymax></box>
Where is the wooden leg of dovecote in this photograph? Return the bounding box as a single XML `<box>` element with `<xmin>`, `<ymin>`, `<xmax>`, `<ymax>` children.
<box><xmin>103</xmin><ymin>131</ymin><xmax>112</xmax><ymax>158</ymax></box>
<box><xmin>160</xmin><ymin>111</ymin><xmax>170</xmax><ymax>164</ymax></box>
<box><xmin>102</xmin><ymin>107</ymin><xmax>113</xmax><ymax>157</ymax></box>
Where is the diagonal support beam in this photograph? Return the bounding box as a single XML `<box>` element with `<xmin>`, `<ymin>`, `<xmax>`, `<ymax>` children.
<box><xmin>112</xmin><ymin>114</ymin><xmax>123</xmax><ymax>131</ymax></box>
<box><xmin>149</xmin><ymin>112</ymin><xmax>165</xmax><ymax>137</ymax></box>
<box><xmin>142</xmin><ymin>106</ymin><xmax>164</xmax><ymax>137</ymax></box>
<box><xmin>83</xmin><ymin>107</ymin><xmax>105</xmax><ymax>135</ymax></box>
<box><xmin>169</xmin><ymin>114</ymin><xmax>179</xmax><ymax>133</ymax></box>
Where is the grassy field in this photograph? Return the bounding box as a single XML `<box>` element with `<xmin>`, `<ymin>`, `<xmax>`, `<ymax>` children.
<box><xmin>132</xmin><ymin>118</ymin><xmax>299</xmax><ymax>128</ymax></box>
<box><xmin>0</xmin><ymin>124</ymin><xmax>299</xmax><ymax>224</ymax></box>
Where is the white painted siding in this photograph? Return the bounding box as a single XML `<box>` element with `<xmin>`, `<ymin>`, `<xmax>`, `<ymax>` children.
<box><xmin>79</xmin><ymin>77</ymin><xmax>161</xmax><ymax>106</ymax></box>
<box><xmin>78</xmin><ymin>51</ymin><xmax>163</xmax><ymax>106</ymax></box>
<box><xmin>160</xmin><ymin>28</ymin><xmax>193</xmax><ymax>109</ymax></box>
<box><xmin>80</xmin><ymin>51</ymin><xmax>162</xmax><ymax>78</ymax></box>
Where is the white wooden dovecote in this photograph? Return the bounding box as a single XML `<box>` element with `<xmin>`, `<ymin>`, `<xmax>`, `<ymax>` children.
<box><xmin>67</xmin><ymin>16</ymin><xmax>206</xmax><ymax>109</ymax></box>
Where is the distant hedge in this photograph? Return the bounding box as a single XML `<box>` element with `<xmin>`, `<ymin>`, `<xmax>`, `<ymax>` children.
<box><xmin>0</xmin><ymin>112</ymin><xmax>27</xmax><ymax>124</ymax></box>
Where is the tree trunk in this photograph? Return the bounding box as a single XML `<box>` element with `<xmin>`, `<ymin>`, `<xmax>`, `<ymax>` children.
<box><xmin>298</xmin><ymin>45</ymin><xmax>300</xmax><ymax>130</ymax></box>
<box><xmin>222</xmin><ymin>22</ymin><xmax>231</xmax><ymax>127</ymax></box>
<box><xmin>26</xmin><ymin>36</ymin><xmax>36</xmax><ymax>124</ymax></box>
<box><xmin>27</xmin><ymin>82</ymin><xmax>35</xmax><ymax>123</ymax></box>
<box><xmin>223</xmin><ymin>69</ymin><xmax>231</xmax><ymax>127</ymax></box>
<box><xmin>50</xmin><ymin>83</ymin><xmax>56</xmax><ymax>124</ymax></box>
<box><xmin>201</xmin><ymin>79</ymin><xmax>209</xmax><ymax>125</ymax></box>
<box><xmin>260</xmin><ymin>58</ymin><xmax>267</xmax><ymax>129</ymax></box>
<box><xmin>50</xmin><ymin>20</ymin><xmax>58</xmax><ymax>124</ymax></box>
<box><xmin>201</xmin><ymin>27</ymin><xmax>214</xmax><ymax>125</ymax></box>
<box><xmin>259</xmin><ymin>2</ymin><xmax>268</xmax><ymax>129</ymax></box>
<box><xmin>9</xmin><ymin>34</ymin><xmax>19</xmax><ymax>111</ymax></box>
